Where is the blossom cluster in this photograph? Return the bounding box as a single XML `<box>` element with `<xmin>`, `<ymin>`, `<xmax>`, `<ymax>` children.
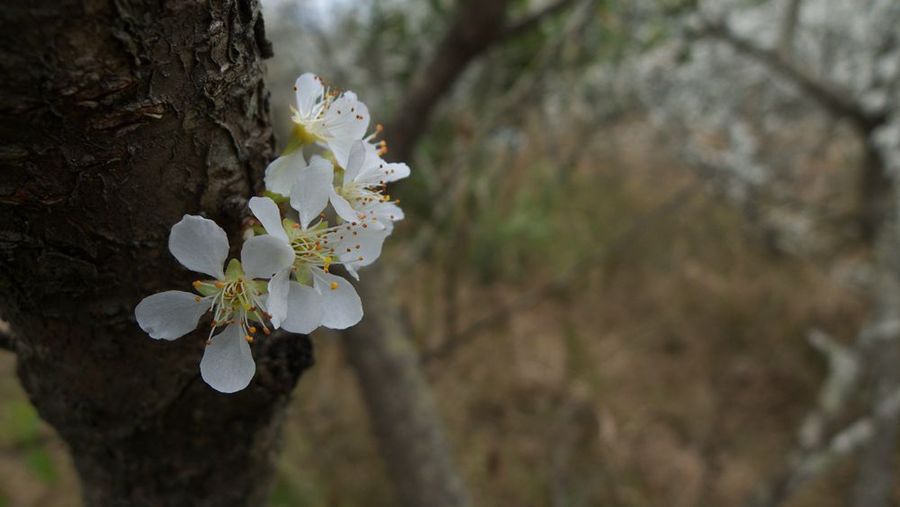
<box><xmin>134</xmin><ymin>73</ymin><xmax>408</xmax><ymax>393</ymax></box>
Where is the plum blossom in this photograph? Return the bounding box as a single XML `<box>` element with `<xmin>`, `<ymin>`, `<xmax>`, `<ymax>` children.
<box><xmin>134</xmin><ymin>215</ymin><xmax>293</xmax><ymax>393</ymax></box>
<box><xmin>290</xmin><ymin>73</ymin><xmax>370</xmax><ymax>167</ymax></box>
<box><xmin>330</xmin><ymin>140</ymin><xmax>408</xmax><ymax>235</ymax></box>
<box><xmin>248</xmin><ymin>196</ymin><xmax>386</xmax><ymax>334</ymax></box>
<box><xmin>135</xmin><ymin>71</ymin><xmax>410</xmax><ymax>394</ymax></box>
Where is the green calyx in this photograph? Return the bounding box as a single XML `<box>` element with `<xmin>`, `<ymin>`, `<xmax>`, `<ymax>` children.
<box><xmin>225</xmin><ymin>259</ymin><xmax>244</xmax><ymax>281</ymax></box>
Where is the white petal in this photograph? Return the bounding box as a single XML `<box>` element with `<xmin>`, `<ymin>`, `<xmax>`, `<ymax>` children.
<box><xmin>281</xmin><ymin>282</ymin><xmax>323</xmax><ymax>334</ymax></box>
<box><xmin>382</xmin><ymin>162</ymin><xmax>411</xmax><ymax>182</ymax></box>
<box><xmin>332</xmin><ymin>226</ymin><xmax>387</xmax><ymax>267</ymax></box>
<box><xmin>264</xmin><ymin>151</ymin><xmax>305</xmax><ymax>197</ymax></box>
<box><xmin>135</xmin><ymin>290</ymin><xmax>211</xmax><ymax>340</ymax></box>
<box><xmin>375</xmin><ymin>202</ymin><xmax>404</xmax><ymax>222</ymax></box>
<box><xmin>267</xmin><ymin>268</ymin><xmax>291</xmax><ymax>328</ymax></box>
<box><xmin>323</xmin><ymin>95</ymin><xmax>370</xmax><ymax>167</ymax></box>
<box><xmin>241</xmin><ymin>235</ymin><xmax>295</xmax><ymax>279</ymax></box>
<box><xmin>200</xmin><ymin>323</ymin><xmax>256</xmax><ymax>393</ymax></box>
<box><xmin>249</xmin><ymin>196</ymin><xmax>288</xmax><ymax>242</ymax></box>
<box><xmin>343</xmin><ymin>141</ymin><xmax>368</xmax><ymax>182</ymax></box>
<box><xmin>294</xmin><ymin>73</ymin><xmax>324</xmax><ymax>118</ymax></box>
<box><xmin>329</xmin><ymin>188</ymin><xmax>359</xmax><ymax>224</ymax></box>
<box><xmin>312</xmin><ymin>268</ymin><xmax>363</xmax><ymax>329</ymax></box>
<box><xmin>290</xmin><ymin>156</ymin><xmax>333</xmax><ymax>229</ymax></box>
<box><xmin>357</xmin><ymin>160</ymin><xmax>410</xmax><ymax>186</ymax></box>
<box><xmin>169</xmin><ymin>215</ymin><xmax>229</xmax><ymax>279</ymax></box>
<box><xmin>344</xmin><ymin>263</ymin><xmax>360</xmax><ymax>281</ymax></box>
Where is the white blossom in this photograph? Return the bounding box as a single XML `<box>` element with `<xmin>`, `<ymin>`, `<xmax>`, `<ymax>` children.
<box><xmin>135</xmin><ymin>71</ymin><xmax>412</xmax><ymax>394</ymax></box>
<box><xmin>135</xmin><ymin>215</ymin><xmax>293</xmax><ymax>393</ymax></box>
<box><xmin>248</xmin><ymin>196</ymin><xmax>386</xmax><ymax>333</ymax></box>
<box><xmin>330</xmin><ymin>140</ymin><xmax>408</xmax><ymax>235</ymax></box>
<box><xmin>290</xmin><ymin>72</ymin><xmax>370</xmax><ymax>167</ymax></box>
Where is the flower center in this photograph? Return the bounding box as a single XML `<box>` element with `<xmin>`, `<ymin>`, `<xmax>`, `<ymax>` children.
<box><xmin>193</xmin><ymin>277</ymin><xmax>270</xmax><ymax>343</ymax></box>
<box><xmin>290</xmin><ymin>88</ymin><xmax>341</xmax><ymax>141</ymax></box>
<box><xmin>339</xmin><ymin>182</ymin><xmax>389</xmax><ymax>209</ymax></box>
<box><xmin>288</xmin><ymin>226</ymin><xmax>335</xmax><ymax>273</ymax></box>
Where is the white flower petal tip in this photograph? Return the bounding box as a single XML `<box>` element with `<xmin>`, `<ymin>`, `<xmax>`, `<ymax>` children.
<box><xmin>312</xmin><ymin>269</ymin><xmax>363</xmax><ymax>329</ymax></box>
<box><xmin>264</xmin><ymin>151</ymin><xmax>307</xmax><ymax>197</ymax></box>
<box><xmin>267</xmin><ymin>268</ymin><xmax>291</xmax><ymax>329</ymax></box>
<box><xmin>249</xmin><ymin>196</ymin><xmax>288</xmax><ymax>242</ymax></box>
<box><xmin>241</xmin><ymin>235</ymin><xmax>295</xmax><ymax>279</ymax></box>
<box><xmin>200</xmin><ymin>324</ymin><xmax>256</xmax><ymax>394</ymax></box>
<box><xmin>169</xmin><ymin>215</ymin><xmax>229</xmax><ymax>279</ymax></box>
<box><xmin>294</xmin><ymin>73</ymin><xmax>325</xmax><ymax>118</ymax></box>
<box><xmin>135</xmin><ymin>290</ymin><xmax>211</xmax><ymax>340</ymax></box>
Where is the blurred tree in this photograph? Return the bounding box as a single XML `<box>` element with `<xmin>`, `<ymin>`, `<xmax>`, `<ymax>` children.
<box><xmin>633</xmin><ymin>1</ymin><xmax>900</xmax><ymax>505</ymax></box>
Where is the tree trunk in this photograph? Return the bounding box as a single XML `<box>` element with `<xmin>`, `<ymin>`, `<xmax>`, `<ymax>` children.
<box><xmin>342</xmin><ymin>269</ymin><xmax>470</xmax><ymax>507</ymax></box>
<box><xmin>852</xmin><ymin>151</ymin><xmax>900</xmax><ymax>507</ymax></box>
<box><xmin>337</xmin><ymin>2</ymin><xmax>517</xmax><ymax>506</ymax></box>
<box><xmin>0</xmin><ymin>1</ymin><xmax>312</xmax><ymax>505</ymax></box>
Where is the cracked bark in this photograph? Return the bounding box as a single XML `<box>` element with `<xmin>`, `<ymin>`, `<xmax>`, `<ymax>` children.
<box><xmin>0</xmin><ymin>1</ymin><xmax>312</xmax><ymax>506</ymax></box>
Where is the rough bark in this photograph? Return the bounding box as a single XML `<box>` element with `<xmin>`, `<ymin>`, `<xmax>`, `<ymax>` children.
<box><xmin>0</xmin><ymin>1</ymin><xmax>311</xmax><ymax>505</ymax></box>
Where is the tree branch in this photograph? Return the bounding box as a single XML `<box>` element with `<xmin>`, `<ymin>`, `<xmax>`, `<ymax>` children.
<box><xmin>776</xmin><ymin>0</ymin><xmax>803</xmax><ymax>59</ymax></box>
<box><xmin>698</xmin><ymin>20</ymin><xmax>884</xmax><ymax>132</ymax></box>
<box><xmin>385</xmin><ymin>0</ymin><xmax>583</xmax><ymax>161</ymax></box>
<box><xmin>500</xmin><ymin>0</ymin><xmax>580</xmax><ymax>41</ymax></box>
<box><xmin>749</xmin><ymin>386</ymin><xmax>900</xmax><ymax>507</ymax></box>
<box><xmin>0</xmin><ymin>329</ymin><xmax>14</xmax><ymax>352</ymax></box>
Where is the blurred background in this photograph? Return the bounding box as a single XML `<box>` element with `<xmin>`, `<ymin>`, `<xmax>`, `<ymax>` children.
<box><xmin>2</xmin><ymin>0</ymin><xmax>900</xmax><ymax>505</ymax></box>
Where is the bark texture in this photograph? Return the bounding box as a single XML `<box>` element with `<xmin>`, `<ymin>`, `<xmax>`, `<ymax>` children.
<box><xmin>0</xmin><ymin>1</ymin><xmax>311</xmax><ymax>505</ymax></box>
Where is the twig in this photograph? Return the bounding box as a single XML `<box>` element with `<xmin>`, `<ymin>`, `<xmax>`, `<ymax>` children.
<box><xmin>752</xmin><ymin>387</ymin><xmax>900</xmax><ymax>507</ymax></box>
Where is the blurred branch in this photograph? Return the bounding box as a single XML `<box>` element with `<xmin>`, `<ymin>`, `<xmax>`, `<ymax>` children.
<box><xmin>386</xmin><ymin>0</ymin><xmax>585</xmax><ymax>161</ymax></box>
<box><xmin>776</xmin><ymin>0</ymin><xmax>803</xmax><ymax>59</ymax></box>
<box><xmin>384</xmin><ymin>0</ymin><xmax>511</xmax><ymax>161</ymax></box>
<box><xmin>500</xmin><ymin>0</ymin><xmax>581</xmax><ymax>41</ymax></box>
<box><xmin>0</xmin><ymin>329</ymin><xmax>14</xmax><ymax>352</ymax></box>
<box><xmin>389</xmin><ymin>0</ymin><xmax>598</xmax><ymax>282</ymax></box>
<box><xmin>749</xmin><ymin>386</ymin><xmax>900</xmax><ymax>507</ymax></box>
<box><xmin>747</xmin><ymin>329</ymin><xmax>859</xmax><ymax>507</ymax></box>
<box><xmin>421</xmin><ymin>180</ymin><xmax>700</xmax><ymax>365</ymax></box>
<box><xmin>697</xmin><ymin>20</ymin><xmax>884</xmax><ymax>132</ymax></box>
<box><xmin>749</xmin><ymin>274</ymin><xmax>900</xmax><ymax>507</ymax></box>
